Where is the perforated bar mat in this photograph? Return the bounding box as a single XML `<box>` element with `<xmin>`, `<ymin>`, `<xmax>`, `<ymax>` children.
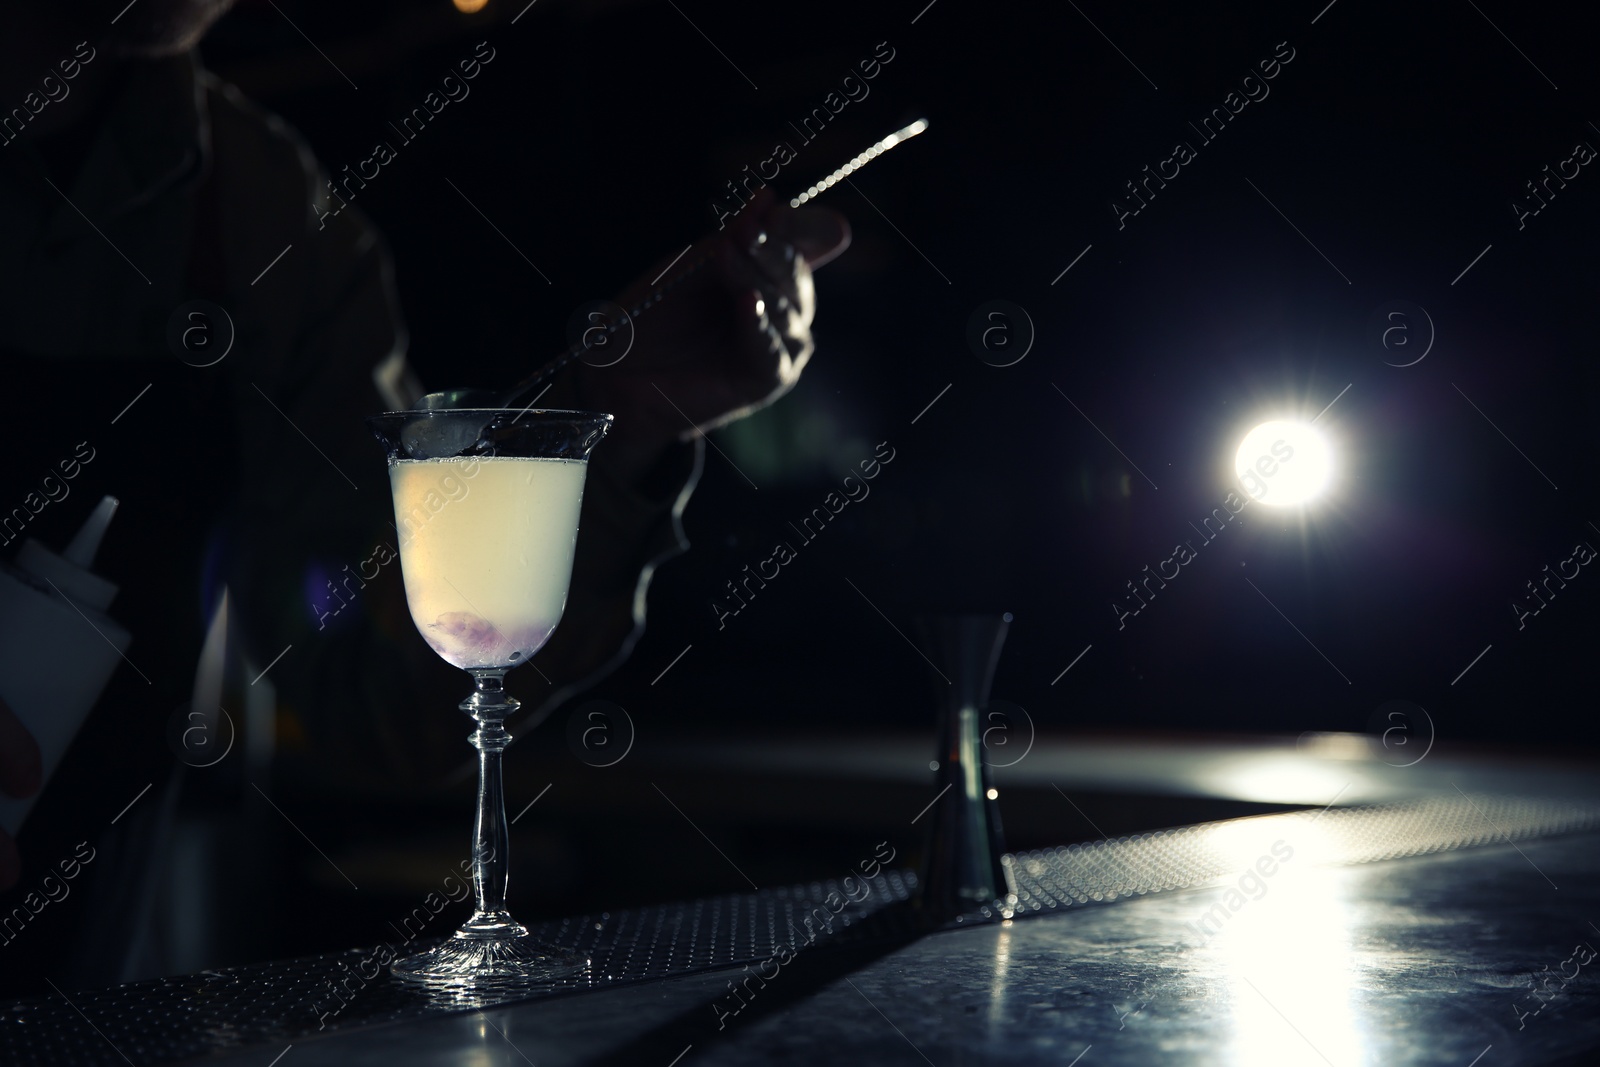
<box><xmin>3</xmin><ymin>793</ymin><xmax>1598</xmax><ymax>1065</ymax></box>
<box><xmin>1004</xmin><ymin>792</ymin><xmax>1600</xmax><ymax>910</ymax></box>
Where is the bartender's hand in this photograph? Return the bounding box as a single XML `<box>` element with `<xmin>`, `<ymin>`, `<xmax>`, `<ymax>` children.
<box><xmin>0</xmin><ymin>697</ymin><xmax>43</xmax><ymax>890</ymax></box>
<box><xmin>575</xmin><ymin>189</ymin><xmax>850</xmax><ymax>486</ymax></box>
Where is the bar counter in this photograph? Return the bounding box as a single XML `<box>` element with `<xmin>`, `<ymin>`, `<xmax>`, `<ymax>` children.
<box><xmin>4</xmin><ymin>742</ymin><xmax>1598</xmax><ymax>1066</ymax></box>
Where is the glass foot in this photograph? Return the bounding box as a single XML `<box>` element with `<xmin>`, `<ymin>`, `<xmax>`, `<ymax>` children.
<box><xmin>392</xmin><ymin>928</ymin><xmax>588</xmax><ymax>985</ymax></box>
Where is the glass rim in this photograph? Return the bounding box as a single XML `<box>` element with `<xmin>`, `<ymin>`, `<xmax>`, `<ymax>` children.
<box><xmin>366</xmin><ymin>407</ymin><xmax>614</xmax><ymax>420</ymax></box>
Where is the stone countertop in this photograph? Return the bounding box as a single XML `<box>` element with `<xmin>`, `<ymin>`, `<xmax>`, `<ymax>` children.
<box><xmin>180</xmin><ymin>830</ymin><xmax>1600</xmax><ymax>1067</ymax></box>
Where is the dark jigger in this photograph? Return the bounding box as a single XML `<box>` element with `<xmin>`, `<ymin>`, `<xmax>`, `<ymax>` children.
<box><xmin>911</xmin><ymin>612</ymin><xmax>1017</xmax><ymax>923</ymax></box>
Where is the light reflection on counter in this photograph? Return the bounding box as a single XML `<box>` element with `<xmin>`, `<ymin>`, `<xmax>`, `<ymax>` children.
<box><xmin>1198</xmin><ymin>757</ymin><xmax>1354</xmax><ymax>809</ymax></box>
<box><xmin>1210</xmin><ymin>855</ymin><xmax>1367</xmax><ymax>1066</ymax></box>
<box><xmin>986</xmin><ymin>923</ymin><xmax>1014</xmax><ymax>1035</ymax></box>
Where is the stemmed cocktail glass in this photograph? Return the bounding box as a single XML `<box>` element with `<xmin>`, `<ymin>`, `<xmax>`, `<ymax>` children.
<box><xmin>367</xmin><ymin>407</ymin><xmax>610</xmax><ymax>984</ymax></box>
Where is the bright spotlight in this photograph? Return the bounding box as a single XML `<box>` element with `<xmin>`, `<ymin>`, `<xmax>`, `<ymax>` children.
<box><xmin>1234</xmin><ymin>420</ymin><xmax>1332</xmax><ymax>507</ymax></box>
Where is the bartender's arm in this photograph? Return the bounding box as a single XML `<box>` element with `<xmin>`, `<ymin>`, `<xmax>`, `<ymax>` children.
<box><xmin>517</xmin><ymin>189</ymin><xmax>851</xmax><ymax>725</ymax></box>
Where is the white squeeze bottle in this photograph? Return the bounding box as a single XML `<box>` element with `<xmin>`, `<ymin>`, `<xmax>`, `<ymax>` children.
<box><xmin>0</xmin><ymin>496</ymin><xmax>129</xmax><ymax>835</ymax></box>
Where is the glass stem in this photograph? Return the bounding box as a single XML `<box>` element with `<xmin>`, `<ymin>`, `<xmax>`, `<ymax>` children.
<box><xmin>459</xmin><ymin>669</ymin><xmax>525</xmax><ymax>938</ymax></box>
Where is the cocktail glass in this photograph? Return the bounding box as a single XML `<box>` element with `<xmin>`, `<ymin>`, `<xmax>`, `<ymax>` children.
<box><xmin>366</xmin><ymin>407</ymin><xmax>611</xmax><ymax>983</ymax></box>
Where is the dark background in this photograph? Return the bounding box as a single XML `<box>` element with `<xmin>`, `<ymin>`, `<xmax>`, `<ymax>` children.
<box><xmin>7</xmin><ymin>0</ymin><xmax>1600</xmax><ymax>983</ymax></box>
<box><xmin>200</xmin><ymin>0</ymin><xmax>1599</xmax><ymax>743</ymax></box>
